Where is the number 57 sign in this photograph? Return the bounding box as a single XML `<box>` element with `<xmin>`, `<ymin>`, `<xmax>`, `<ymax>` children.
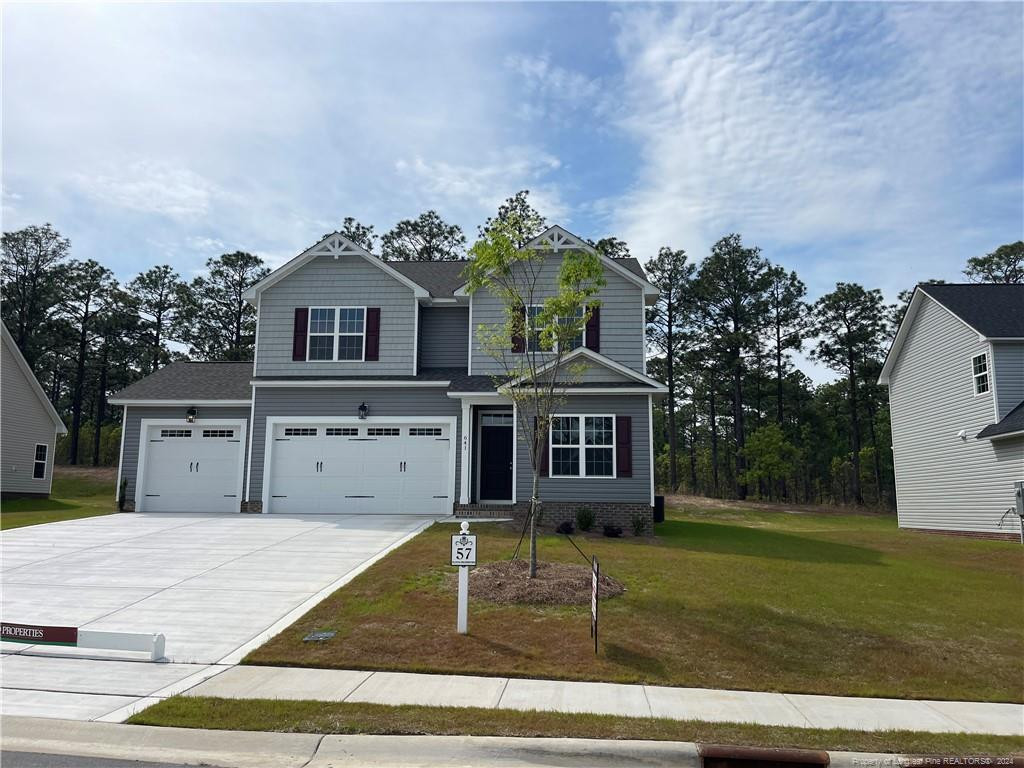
<box><xmin>451</xmin><ymin>532</ymin><xmax>477</xmax><ymax>566</ymax></box>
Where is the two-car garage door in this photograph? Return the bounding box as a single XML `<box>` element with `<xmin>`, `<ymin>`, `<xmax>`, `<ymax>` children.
<box><xmin>266</xmin><ymin>422</ymin><xmax>452</xmax><ymax>515</ymax></box>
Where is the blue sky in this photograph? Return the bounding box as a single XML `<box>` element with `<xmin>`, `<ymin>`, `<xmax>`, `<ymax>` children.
<box><xmin>2</xmin><ymin>2</ymin><xmax>1022</xmax><ymax>378</ymax></box>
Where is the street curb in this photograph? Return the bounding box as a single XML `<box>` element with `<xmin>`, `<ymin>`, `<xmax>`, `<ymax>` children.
<box><xmin>4</xmin><ymin>716</ymin><xmax>1020</xmax><ymax>768</ymax></box>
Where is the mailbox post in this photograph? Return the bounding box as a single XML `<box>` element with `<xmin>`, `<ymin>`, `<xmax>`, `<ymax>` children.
<box><xmin>451</xmin><ymin>521</ymin><xmax>477</xmax><ymax>634</ymax></box>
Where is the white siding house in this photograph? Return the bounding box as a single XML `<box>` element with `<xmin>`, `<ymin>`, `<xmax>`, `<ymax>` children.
<box><xmin>1</xmin><ymin>322</ymin><xmax>67</xmax><ymax>498</ymax></box>
<box><xmin>879</xmin><ymin>284</ymin><xmax>1024</xmax><ymax>538</ymax></box>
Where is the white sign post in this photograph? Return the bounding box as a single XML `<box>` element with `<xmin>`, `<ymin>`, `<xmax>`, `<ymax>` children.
<box><xmin>451</xmin><ymin>521</ymin><xmax>477</xmax><ymax>634</ymax></box>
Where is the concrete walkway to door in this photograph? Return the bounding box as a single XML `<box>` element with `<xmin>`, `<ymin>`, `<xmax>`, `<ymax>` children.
<box><xmin>0</xmin><ymin>513</ymin><xmax>432</xmax><ymax>721</ymax></box>
<box><xmin>182</xmin><ymin>665</ymin><xmax>1024</xmax><ymax>736</ymax></box>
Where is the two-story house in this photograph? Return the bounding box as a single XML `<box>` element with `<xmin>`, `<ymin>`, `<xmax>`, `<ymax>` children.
<box><xmin>109</xmin><ymin>226</ymin><xmax>666</xmax><ymax>531</ymax></box>
<box><xmin>878</xmin><ymin>283</ymin><xmax>1024</xmax><ymax>539</ymax></box>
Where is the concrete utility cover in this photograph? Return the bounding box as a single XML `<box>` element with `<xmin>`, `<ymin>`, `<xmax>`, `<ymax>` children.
<box><xmin>0</xmin><ymin>512</ymin><xmax>431</xmax><ymax>721</ymax></box>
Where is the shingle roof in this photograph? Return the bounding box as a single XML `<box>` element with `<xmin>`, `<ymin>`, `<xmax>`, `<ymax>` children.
<box><xmin>110</xmin><ymin>362</ymin><xmax>253</xmax><ymax>401</ymax></box>
<box><xmin>389</xmin><ymin>257</ymin><xmax>650</xmax><ymax>299</ymax></box>
<box><xmin>920</xmin><ymin>284</ymin><xmax>1024</xmax><ymax>338</ymax></box>
<box><xmin>977</xmin><ymin>400</ymin><xmax>1024</xmax><ymax>440</ymax></box>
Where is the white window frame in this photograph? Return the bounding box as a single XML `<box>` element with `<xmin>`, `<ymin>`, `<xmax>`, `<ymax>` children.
<box><xmin>549</xmin><ymin>414</ymin><xmax>616</xmax><ymax>479</ymax></box>
<box><xmin>971</xmin><ymin>352</ymin><xmax>990</xmax><ymax>396</ymax></box>
<box><xmin>306</xmin><ymin>306</ymin><xmax>366</xmax><ymax>362</ymax></box>
<box><xmin>33</xmin><ymin>443</ymin><xmax>48</xmax><ymax>480</ymax></box>
<box><xmin>525</xmin><ymin>304</ymin><xmax>544</xmax><ymax>353</ymax></box>
<box><xmin>558</xmin><ymin>306</ymin><xmax>585</xmax><ymax>353</ymax></box>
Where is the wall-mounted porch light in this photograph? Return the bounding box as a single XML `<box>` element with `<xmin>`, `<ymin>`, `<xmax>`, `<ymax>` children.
<box><xmin>185</xmin><ymin>407</ymin><xmax>199</xmax><ymax>424</ymax></box>
<box><xmin>358</xmin><ymin>402</ymin><xmax>369</xmax><ymax>420</ymax></box>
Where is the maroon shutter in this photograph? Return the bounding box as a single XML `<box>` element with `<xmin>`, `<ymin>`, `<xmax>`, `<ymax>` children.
<box><xmin>365</xmin><ymin>308</ymin><xmax>381</xmax><ymax>361</ymax></box>
<box><xmin>512</xmin><ymin>305</ymin><xmax>526</xmax><ymax>353</ymax></box>
<box><xmin>535</xmin><ymin>416</ymin><xmax>548</xmax><ymax>477</ymax></box>
<box><xmin>585</xmin><ymin>305</ymin><xmax>600</xmax><ymax>352</ymax></box>
<box><xmin>615</xmin><ymin>415</ymin><xmax>632</xmax><ymax>477</ymax></box>
<box><xmin>292</xmin><ymin>308</ymin><xmax>308</xmax><ymax>361</ymax></box>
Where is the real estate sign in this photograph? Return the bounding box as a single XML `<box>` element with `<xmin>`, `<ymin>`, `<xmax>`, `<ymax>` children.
<box><xmin>451</xmin><ymin>532</ymin><xmax>477</xmax><ymax>566</ymax></box>
<box><xmin>1</xmin><ymin>622</ymin><xmax>78</xmax><ymax>646</ymax></box>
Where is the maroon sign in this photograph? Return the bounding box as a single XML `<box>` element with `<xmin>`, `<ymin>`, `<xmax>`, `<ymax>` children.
<box><xmin>1</xmin><ymin>623</ymin><xmax>78</xmax><ymax>646</ymax></box>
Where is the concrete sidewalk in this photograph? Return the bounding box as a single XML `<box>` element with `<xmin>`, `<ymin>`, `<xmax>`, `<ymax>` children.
<box><xmin>0</xmin><ymin>715</ymin><xmax>941</xmax><ymax>768</ymax></box>
<box><xmin>182</xmin><ymin>665</ymin><xmax>1024</xmax><ymax>736</ymax></box>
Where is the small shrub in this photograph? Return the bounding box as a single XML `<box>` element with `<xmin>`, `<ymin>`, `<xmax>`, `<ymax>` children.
<box><xmin>575</xmin><ymin>507</ymin><xmax>596</xmax><ymax>532</ymax></box>
<box><xmin>555</xmin><ymin>520</ymin><xmax>575</xmax><ymax>535</ymax></box>
<box><xmin>603</xmin><ymin>524</ymin><xmax>623</xmax><ymax>538</ymax></box>
<box><xmin>631</xmin><ymin>512</ymin><xmax>648</xmax><ymax>536</ymax></box>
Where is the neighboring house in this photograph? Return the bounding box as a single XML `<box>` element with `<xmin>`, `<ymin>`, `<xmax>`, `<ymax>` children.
<box><xmin>109</xmin><ymin>226</ymin><xmax>666</xmax><ymax>531</ymax></box>
<box><xmin>879</xmin><ymin>284</ymin><xmax>1024</xmax><ymax>539</ymax></box>
<box><xmin>1</xmin><ymin>322</ymin><xmax>67</xmax><ymax>498</ymax></box>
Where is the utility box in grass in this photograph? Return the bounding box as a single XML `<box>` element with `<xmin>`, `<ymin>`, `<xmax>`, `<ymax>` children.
<box><xmin>653</xmin><ymin>496</ymin><xmax>665</xmax><ymax>523</ymax></box>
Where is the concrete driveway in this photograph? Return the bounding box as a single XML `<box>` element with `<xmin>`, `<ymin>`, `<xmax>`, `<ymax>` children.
<box><xmin>0</xmin><ymin>513</ymin><xmax>431</xmax><ymax>721</ymax></box>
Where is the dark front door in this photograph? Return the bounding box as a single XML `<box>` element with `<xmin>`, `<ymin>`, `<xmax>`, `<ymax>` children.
<box><xmin>479</xmin><ymin>424</ymin><xmax>513</xmax><ymax>501</ymax></box>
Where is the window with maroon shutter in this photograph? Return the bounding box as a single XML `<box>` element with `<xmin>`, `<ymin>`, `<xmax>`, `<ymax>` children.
<box><xmin>585</xmin><ymin>305</ymin><xmax>600</xmax><ymax>352</ymax></box>
<box><xmin>512</xmin><ymin>305</ymin><xmax>526</xmax><ymax>353</ymax></box>
<box><xmin>615</xmin><ymin>415</ymin><xmax>632</xmax><ymax>477</ymax></box>
<box><xmin>365</xmin><ymin>308</ymin><xmax>381</xmax><ymax>361</ymax></box>
<box><xmin>292</xmin><ymin>308</ymin><xmax>309</xmax><ymax>361</ymax></box>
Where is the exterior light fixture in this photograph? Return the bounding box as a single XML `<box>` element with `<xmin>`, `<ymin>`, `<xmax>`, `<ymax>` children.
<box><xmin>358</xmin><ymin>402</ymin><xmax>369</xmax><ymax>420</ymax></box>
<box><xmin>186</xmin><ymin>407</ymin><xmax>198</xmax><ymax>424</ymax></box>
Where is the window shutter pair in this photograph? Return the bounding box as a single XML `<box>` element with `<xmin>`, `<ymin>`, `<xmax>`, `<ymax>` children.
<box><xmin>291</xmin><ymin>308</ymin><xmax>380</xmax><ymax>361</ymax></box>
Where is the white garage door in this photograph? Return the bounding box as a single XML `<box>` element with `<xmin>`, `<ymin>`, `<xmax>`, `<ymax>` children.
<box><xmin>138</xmin><ymin>423</ymin><xmax>244</xmax><ymax>513</ymax></box>
<box><xmin>267</xmin><ymin>422</ymin><xmax>452</xmax><ymax>515</ymax></box>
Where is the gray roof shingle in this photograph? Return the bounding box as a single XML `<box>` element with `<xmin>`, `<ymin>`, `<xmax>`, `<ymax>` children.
<box><xmin>390</xmin><ymin>257</ymin><xmax>650</xmax><ymax>299</ymax></box>
<box><xmin>921</xmin><ymin>284</ymin><xmax>1024</xmax><ymax>338</ymax></box>
<box><xmin>977</xmin><ymin>400</ymin><xmax>1024</xmax><ymax>439</ymax></box>
<box><xmin>111</xmin><ymin>362</ymin><xmax>253</xmax><ymax>401</ymax></box>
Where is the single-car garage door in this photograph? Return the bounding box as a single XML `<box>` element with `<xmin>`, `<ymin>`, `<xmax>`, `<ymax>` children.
<box><xmin>137</xmin><ymin>422</ymin><xmax>245</xmax><ymax>513</ymax></box>
<box><xmin>267</xmin><ymin>422</ymin><xmax>452</xmax><ymax>515</ymax></box>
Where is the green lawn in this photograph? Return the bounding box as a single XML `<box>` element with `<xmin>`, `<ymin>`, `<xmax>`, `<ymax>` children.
<box><xmin>129</xmin><ymin>697</ymin><xmax>1024</xmax><ymax>756</ymax></box>
<box><xmin>245</xmin><ymin>502</ymin><xmax>1024</xmax><ymax>703</ymax></box>
<box><xmin>0</xmin><ymin>467</ymin><xmax>115</xmax><ymax>530</ymax></box>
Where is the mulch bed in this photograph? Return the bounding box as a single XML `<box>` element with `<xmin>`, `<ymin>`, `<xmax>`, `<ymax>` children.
<box><xmin>449</xmin><ymin>559</ymin><xmax>625</xmax><ymax>605</ymax></box>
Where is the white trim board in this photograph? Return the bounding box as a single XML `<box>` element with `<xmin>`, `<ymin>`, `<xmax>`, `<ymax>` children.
<box><xmin>134</xmin><ymin>418</ymin><xmax>247</xmax><ymax>513</ymax></box>
<box><xmin>260</xmin><ymin>415</ymin><xmax>458</xmax><ymax>515</ymax></box>
<box><xmin>250</xmin><ymin>380</ymin><xmax>450</xmax><ymax>388</ymax></box>
<box><xmin>108</xmin><ymin>399</ymin><xmax>252</xmax><ymax>406</ymax></box>
<box><xmin>506</xmin><ymin>346</ymin><xmax>667</xmax><ymax>390</ymax></box>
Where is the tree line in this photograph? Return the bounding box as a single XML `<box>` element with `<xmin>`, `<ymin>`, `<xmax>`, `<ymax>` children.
<box><xmin>2</xmin><ymin>190</ymin><xmax>1020</xmax><ymax>506</ymax></box>
<box><xmin>645</xmin><ymin>238</ymin><xmax>1022</xmax><ymax>507</ymax></box>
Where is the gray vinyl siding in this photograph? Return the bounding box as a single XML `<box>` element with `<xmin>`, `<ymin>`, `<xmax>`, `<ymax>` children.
<box><xmin>541</xmin><ymin>362</ymin><xmax>638</xmax><ymax>384</ymax></box>
<box><xmin>992</xmin><ymin>342</ymin><xmax>1024</xmax><ymax>420</ymax></box>
<box><xmin>119</xmin><ymin>405</ymin><xmax>252</xmax><ymax>506</ymax></box>
<box><xmin>419</xmin><ymin>307</ymin><xmax>469</xmax><ymax>369</ymax></box>
<box><xmin>888</xmin><ymin>296</ymin><xmax>1024</xmax><ymax>535</ymax></box>
<box><xmin>1</xmin><ymin>337</ymin><xmax>59</xmax><ymax>496</ymax></box>
<box><xmin>255</xmin><ymin>254</ymin><xmax>416</xmax><ymax>377</ymax></box>
<box><xmin>515</xmin><ymin>395</ymin><xmax>651</xmax><ymax>505</ymax></box>
<box><xmin>248</xmin><ymin>387</ymin><xmax>461</xmax><ymax>503</ymax></box>
<box><xmin>470</xmin><ymin>252</ymin><xmax>646</xmax><ymax>376</ymax></box>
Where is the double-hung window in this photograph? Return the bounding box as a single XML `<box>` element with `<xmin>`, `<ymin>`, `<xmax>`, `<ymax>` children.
<box><xmin>526</xmin><ymin>304</ymin><xmax>544</xmax><ymax>352</ymax></box>
<box><xmin>550</xmin><ymin>415</ymin><xmax>615</xmax><ymax>478</ymax></box>
<box><xmin>308</xmin><ymin>307</ymin><xmax>365</xmax><ymax>361</ymax></box>
<box><xmin>32</xmin><ymin>444</ymin><xmax>48</xmax><ymax>480</ymax></box>
<box><xmin>971</xmin><ymin>353</ymin><xmax>990</xmax><ymax>395</ymax></box>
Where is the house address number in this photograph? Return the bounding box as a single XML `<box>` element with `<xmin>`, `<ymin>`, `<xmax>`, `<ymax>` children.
<box><xmin>451</xmin><ymin>533</ymin><xmax>477</xmax><ymax>566</ymax></box>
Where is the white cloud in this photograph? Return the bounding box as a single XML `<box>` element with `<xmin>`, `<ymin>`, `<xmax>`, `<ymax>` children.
<box><xmin>604</xmin><ymin>3</ymin><xmax>1022</xmax><ymax>302</ymax></box>
<box><xmin>75</xmin><ymin>161</ymin><xmax>218</xmax><ymax>218</ymax></box>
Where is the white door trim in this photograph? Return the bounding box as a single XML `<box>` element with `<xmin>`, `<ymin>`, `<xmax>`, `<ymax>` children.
<box><xmin>261</xmin><ymin>415</ymin><xmax>458</xmax><ymax>515</ymax></box>
<box><xmin>135</xmin><ymin>418</ymin><xmax>247</xmax><ymax>513</ymax></box>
